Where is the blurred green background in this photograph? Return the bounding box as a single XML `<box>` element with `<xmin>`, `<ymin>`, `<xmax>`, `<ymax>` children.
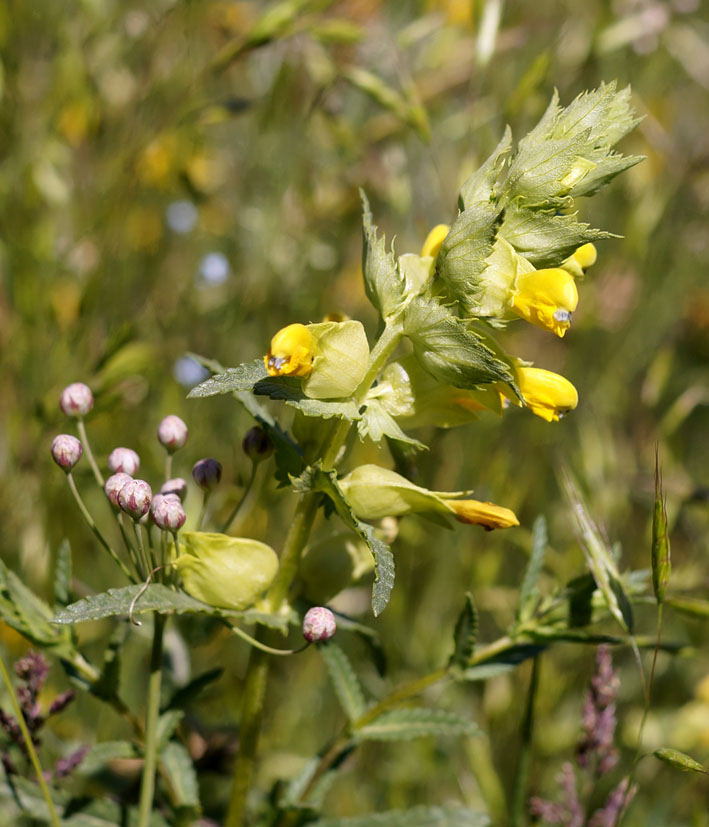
<box><xmin>1</xmin><ymin>0</ymin><xmax>708</xmax><ymax>823</ymax></box>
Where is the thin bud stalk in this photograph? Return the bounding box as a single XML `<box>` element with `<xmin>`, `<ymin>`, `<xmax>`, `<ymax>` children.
<box><xmin>197</xmin><ymin>491</ymin><xmax>211</xmax><ymax>531</ymax></box>
<box><xmin>77</xmin><ymin>418</ymin><xmax>104</xmax><ymax>487</ymax></box>
<box><xmin>132</xmin><ymin>522</ymin><xmax>151</xmax><ymax>580</ymax></box>
<box><xmin>66</xmin><ymin>473</ymin><xmax>134</xmax><ymax>581</ymax></box>
<box><xmin>164</xmin><ymin>453</ymin><xmax>173</xmax><ymax>483</ymax></box>
<box><xmin>220</xmin><ymin>464</ymin><xmax>258</xmax><ymax>534</ymax></box>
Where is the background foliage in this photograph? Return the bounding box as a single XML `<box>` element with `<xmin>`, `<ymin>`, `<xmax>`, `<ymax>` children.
<box><xmin>0</xmin><ymin>0</ymin><xmax>707</xmax><ymax>823</ymax></box>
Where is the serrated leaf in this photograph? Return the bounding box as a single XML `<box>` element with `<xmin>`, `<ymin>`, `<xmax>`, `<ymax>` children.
<box><xmin>165</xmin><ymin>668</ymin><xmax>224</xmax><ymax>711</ymax></box>
<box><xmin>449</xmin><ymin>593</ymin><xmax>478</xmax><ymax>669</ymax></box>
<box><xmin>291</xmin><ymin>465</ymin><xmax>395</xmax><ymax>615</ymax></box>
<box><xmin>52</xmin><ymin>584</ymin><xmax>220</xmax><ymax>624</ymax></box>
<box><xmin>436</xmin><ymin>203</ymin><xmax>501</xmax><ymax>314</ymax></box>
<box><xmin>54</xmin><ymin>539</ymin><xmax>72</xmax><ymax>607</ymax></box>
<box><xmin>161</xmin><ymin>741</ymin><xmax>200</xmax><ymax>807</ymax></box>
<box><xmin>458</xmin><ymin>127</ymin><xmax>512</xmax><ymax>210</ymax></box>
<box><xmin>500</xmin><ymin>206</ymin><xmax>613</xmax><ymax>267</ymax></box>
<box><xmin>517</xmin><ymin>515</ymin><xmax>548</xmax><ymax>625</ymax></box>
<box><xmin>654</xmin><ymin>748</ymin><xmax>706</xmax><ymax>774</ymax></box>
<box><xmin>78</xmin><ymin>740</ymin><xmax>139</xmax><ymax>775</ymax></box>
<box><xmin>320</xmin><ymin>642</ymin><xmax>367</xmax><ymax>723</ymax></box>
<box><xmin>404</xmin><ymin>297</ymin><xmax>513</xmax><ymax>389</ymax></box>
<box><xmin>360</xmin><ymin>190</ymin><xmax>405</xmax><ymax>318</ymax></box>
<box><xmin>254</xmin><ymin>376</ymin><xmax>361</xmax><ymax>420</ymax></box>
<box><xmin>355</xmin><ymin>708</ymin><xmax>481</xmax><ymax>742</ymax></box>
<box><xmin>358</xmin><ymin>400</ymin><xmax>426</xmax><ymax>450</ymax></box>
<box><xmin>312</xmin><ymin>805</ymin><xmax>490</xmax><ymax>827</ymax></box>
<box><xmin>187</xmin><ymin>360</ymin><xmax>268</xmax><ymax>398</ymax></box>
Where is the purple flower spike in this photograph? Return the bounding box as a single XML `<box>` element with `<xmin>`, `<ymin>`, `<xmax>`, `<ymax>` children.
<box><xmin>302</xmin><ymin>607</ymin><xmax>337</xmax><ymax>642</ymax></box>
<box><xmin>118</xmin><ymin>479</ymin><xmax>152</xmax><ymax>520</ymax></box>
<box><xmin>51</xmin><ymin>435</ymin><xmax>83</xmax><ymax>471</ymax></box>
<box><xmin>192</xmin><ymin>458</ymin><xmax>222</xmax><ymax>491</ymax></box>
<box><xmin>59</xmin><ymin>383</ymin><xmax>94</xmax><ymax>417</ymax></box>
<box><xmin>157</xmin><ymin>415</ymin><xmax>188</xmax><ymax>453</ymax></box>
<box><xmin>108</xmin><ymin>447</ymin><xmax>140</xmax><ymax>476</ymax></box>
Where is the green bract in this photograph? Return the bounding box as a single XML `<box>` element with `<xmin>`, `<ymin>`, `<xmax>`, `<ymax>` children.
<box><xmin>302</xmin><ymin>320</ymin><xmax>370</xmax><ymax>399</ymax></box>
<box><xmin>175</xmin><ymin>532</ymin><xmax>279</xmax><ymax>611</ymax></box>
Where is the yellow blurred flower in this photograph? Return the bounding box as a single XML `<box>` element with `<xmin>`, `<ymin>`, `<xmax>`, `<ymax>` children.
<box><xmin>512</xmin><ymin>268</ymin><xmax>579</xmax><ymax>337</ymax></box>
<box><xmin>562</xmin><ymin>243</ymin><xmax>598</xmax><ymax>278</ymax></box>
<box><xmin>420</xmin><ymin>224</ymin><xmax>450</xmax><ymax>259</ymax></box>
<box><xmin>515</xmin><ymin>366</ymin><xmax>579</xmax><ymax>422</ymax></box>
<box><xmin>265</xmin><ymin>323</ymin><xmax>315</xmax><ymax>378</ymax></box>
<box><xmin>443</xmin><ymin>499</ymin><xmax>520</xmax><ymax>530</ymax></box>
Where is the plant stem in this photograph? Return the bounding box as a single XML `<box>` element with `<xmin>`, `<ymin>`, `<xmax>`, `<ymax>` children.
<box><xmin>66</xmin><ymin>472</ymin><xmax>135</xmax><ymax>581</ymax></box>
<box><xmin>511</xmin><ymin>655</ymin><xmax>540</xmax><ymax>826</ymax></box>
<box><xmin>133</xmin><ymin>521</ymin><xmax>150</xmax><ymax>579</ymax></box>
<box><xmin>0</xmin><ymin>651</ymin><xmax>61</xmax><ymax>827</ymax></box>
<box><xmin>197</xmin><ymin>491</ymin><xmax>210</xmax><ymax>530</ymax></box>
<box><xmin>137</xmin><ymin>613</ymin><xmax>166</xmax><ymax>827</ymax></box>
<box><xmin>220</xmin><ymin>464</ymin><xmax>258</xmax><ymax>534</ymax></box>
<box><xmin>77</xmin><ymin>417</ymin><xmax>104</xmax><ymax>487</ymax></box>
<box><xmin>164</xmin><ymin>452</ymin><xmax>172</xmax><ymax>482</ymax></box>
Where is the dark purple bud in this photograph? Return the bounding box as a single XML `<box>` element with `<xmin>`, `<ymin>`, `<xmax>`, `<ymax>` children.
<box><xmin>54</xmin><ymin>745</ymin><xmax>89</xmax><ymax>779</ymax></box>
<box><xmin>104</xmin><ymin>472</ymin><xmax>133</xmax><ymax>509</ymax></box>
<box><xmin>59</xmin><ymin>383</ymin><xmax>94</xmax><ymax>417</ymax></box>
<box><xmin>48</xmin><ymin>690</ymin><xmax>75</xmax><ymax>716</ymax></box>
<box><xmin>108</xmin><ymin>447</ymin><xmax>140</xmax><ymax>476</ymax></box>
<box><xmin>302</xmin><ymin>607</ymin><xmax>336</xmax><ymax>642</ymax></box>
<box><xmin>118</xmin><ymin>479</ymin><xmax>152</xmax><ymax>520</ymax></box>
<box><xmin>157</xmin><ymin>415</ymin><xmax>188</xmax><ymax>453</ymax></box>
<box><xmin>192</xmin><ymin>458</ymin><xmax>222</xmax><ymax>491</ymax></box>
<box><xmin>161</xmin><ymin>477</ymin><xmax>187</xmax><ymax>501</ymax></box>
<box><xmin>151</xmin><ymin>495</ymin><xmax>186</xmax><ymax>532</ymax></box>
<box><xmin>242</xmin><ymin>426</ymin><xmax>273</xmax><ymax>463</ymax></box>
<box><xmin>51</xmin><ymin>435</ymin><xmax>83</xmax><ymax>471</ymax></box>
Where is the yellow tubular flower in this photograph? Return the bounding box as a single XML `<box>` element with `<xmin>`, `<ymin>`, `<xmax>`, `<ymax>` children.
<box><xmin>443</xmin><ymin>499</ymin><xmax>519</xmax><ymax>530</ymax></box>
<box><xmin>512</xmin><ymin>268</ymin><xmax>579</xmax><ymax>337</ymax></box>
<box><xmin>265</xmin><ymin>323</ymin><xmax>315</xmax><ymax>377</ymax></box>
<box><xmin>517</xmin><ymin>367</ymin><xmax>578</xmax><ymax>422</ymax></box>
<box><xmin>572</xmin><ymin>242</ymin><xmax>597</xmax><ymax>271</ymax></box>
<box><xmin>421</xmin><ymin>224</ymin><xmax>450</xmax><ymax>259</ymax></box>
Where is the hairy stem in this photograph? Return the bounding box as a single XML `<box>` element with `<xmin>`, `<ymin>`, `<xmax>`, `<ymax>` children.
<box><xmin>137</xmin><ymin>613</ymin><xmax>166</xmax><ymax>827</ymax></box>
<box><xmin>77</xmin><ymin>417</ymin><xmax>104</xmax><ymax>487</ymax></box>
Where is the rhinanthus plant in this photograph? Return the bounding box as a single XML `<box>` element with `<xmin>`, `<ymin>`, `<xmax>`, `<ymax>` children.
<box><xmin>7</xmin><ymin>83</ymin><xmax>701</xmax><ymax>827</ymax></box>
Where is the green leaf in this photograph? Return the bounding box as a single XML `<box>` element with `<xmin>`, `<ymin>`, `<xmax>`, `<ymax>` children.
<box><xmin>187</xmin><ymin>360</ymin><xmax>268</xmax><ymax>398</ymax></box>
<box><xmin>78</xmin><ymin>740</ymin><xmax>139</xmax><ymax>775</ymax></box>
<box><xmin>436</xmin><ymin>203</ymin><xmax>501</xmax><ymax>314</ymax></box>
<box><xmin>54</xmin><ymin>539</ymin><xmax>72</xmax><ymax>607</ymax></box>
<box><xmin>291</xmin><ymin>465</ymin><xmax>395</xmax><ymax>616</ymax></box>
<box><xmin>161</xmin><ymin>741</ymin><xmax>200</xmax><ymax>808</ymax></box>
<box><xmin>360</xmin><ymin>190</ymin><xmax>405</xmax><ymax>318</ymax></box>
<box><xmin>404</xmin><ymin>298</ymin><xmax>514</xmax><ymax>389</ymax></box>
<box><xmin>312</xmin><ymin>806</ymin><xmax>490</xmax><ymax>827</ymax></box>
<box><xmin>52</xmin><ymin>584</ymin><xmax>221</xmax><ymax>624</ymax></box>
<box><xmin>358</xmin><ymin>400</ymin><xmax>426</xmax><ymax>450</ymax></box>
<box><xmin>460</xmin><ymin>663</ymin><xmax>515</xmax><ymax>682</ymax></box>
<box><xmin>254</xmin><ymin>376</ymin><xmax>361</xmax><ymax>420</ymax></box>
<box><xmin>517</xmin><ymin>515</ymin><xmax>548</xmax><ymax>625</ymax></box>
<box><xmin>156</xmin><ymin>710</ymin><xmax>185</xmax><ymax>751</ymax></box>
<box><xmin>666</xmin><ymin>597</ymin><xmax>709</xmax><ymax>619</ymax></box>
<box><xmin>165</xmin><ymin>668</ymin><xmax>224</xmax><ymax>711</ymax></box>
<box><xmin>449</xmin><ymin>592</ymin><xmax>478</xmax><ymax>669</ymax></box>
<box><xmin>355</xmin><ymin>708</ymin><xmax>481</xmax><ymax>742</ymax></box>
<box><xmin>500</xmin><ymin>206</ymin><xmax>613</xmax><ymax>267</ymax></box>
<box><xmin>652</xmin><ymin>449</ymin><xmax>671</xmax><ymax>605</ymax></box>
<box><xmin>654</xmin><ymin>747</ymin><xmax>706</xmax><ymax>774</ymax></box>
<box><xmin>320</xmin><ymin>642</ymin><xmax>367</xmax><ymax>723</ymax></box>
<box><xmin>458</xmin><ymin>127</ymin><xmax>512</xmax><ymax>210</ymax></box>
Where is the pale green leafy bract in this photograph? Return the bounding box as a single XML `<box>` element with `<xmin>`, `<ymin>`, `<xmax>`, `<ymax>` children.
<box><xmin>361</xmin><ymin>189</ymin><xmax>405</xmax><ymax>318</ymax></box>
<box><xmin>354</xmin><ymin>708</ymin><xmax>481</xmax><ymax>742</ymax></box>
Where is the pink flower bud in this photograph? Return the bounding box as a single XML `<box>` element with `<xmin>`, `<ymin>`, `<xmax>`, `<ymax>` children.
<box><xmin>51</xmin><ymin>435</ymin><xmax>83</xmax><ymax>471</ymax></box>
<box><xmin>302</xmin><ymin>607</ymin><xmax>337</xmax><ymax>642</ymax></box>
<box><xmin>107</xmin><ymin>447</ymin><xmax>140</xmax><ymax>476</ymax></box>
<box><xmin>104</xmin><ymin>473</ymin><xmax>133</xmax><ymax>508</ymax></box>
<box><xmin>192</xmin><ymin>458</ymin><xmax>222</xmax><ymax>491</ymax></box>
<box><xmin>117</xmin><ymin>479</ymin><xmax>152</xmax><ymax>520</ymax></box>
<box><xmin>151</xmin><ymin>494</ymin><xmax>186</xmax><ymax>532</ymax></box>
<box><xmin>161</xmin><ymin>477</ymin><xmax>188</xmax><ymax>501</ymax></box>
<box><xmin>242</xmin><ymin>426</ymin><xmax>273</xmax><ymax>463</ymax></box>
<box><xmin>59</xmin><ymin>383</ymin><xmax>94</xmax><ymax>417</ymax></box>
<box><xmin>157</xmin><ymin>415</ymin><xmax>188</xmax><ymax>453</ymax></box>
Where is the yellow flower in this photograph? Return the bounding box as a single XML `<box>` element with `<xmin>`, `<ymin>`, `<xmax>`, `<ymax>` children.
<box><xmin>516</xmin><ymin>366</ymin><xmax>578</xmax><ymax>422</ymax></box>
<box><xmin>561</xmin><ymin>243</ymin><xmax>598</xmax><ymax>278</ymax></box>
<box><xmin>443</xmin><ymin>499</ymin><xmax>519</xmax><ymax>530</ymax></box>
<box><xmin>512</xmin><ymin>268</ymin><xmax>579</xmax><ymax>337</ymax></box>
<box><xmin>421</xmin><ymin>224</ymin><xmax>450</xmax><ymax>259</ymax></box>
<box><xmin>265</xmin><ymin>323</ymin><xmax>315</xmax><ymax>378</ymax></box>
